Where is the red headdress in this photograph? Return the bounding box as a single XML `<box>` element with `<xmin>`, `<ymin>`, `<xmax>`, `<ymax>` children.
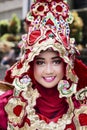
<box><xmin>7</xmin><ymin>0</ymin><xmax>79</xmax><ymax>84</ymax></box>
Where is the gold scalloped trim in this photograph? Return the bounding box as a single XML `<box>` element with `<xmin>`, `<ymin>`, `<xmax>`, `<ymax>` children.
<box><xmin>6</xmin><ymin>78</ymin><xmax>74</xmax><ymax>130</ymax></box>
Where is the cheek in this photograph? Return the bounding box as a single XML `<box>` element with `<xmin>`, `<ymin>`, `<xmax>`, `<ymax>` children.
<box><xmin>57</xmin><ymin>64</ymin><xmax>65</xmax><ymax>77</ymax></box>
<box><xmin>61</xmin><ymin>68</ymin><xmax>65</xmax><ymax>77</ymax></box>
<box><xmin>33</xmin><ymin>65</ymin><xmax>41</xmax><ymax>79</ymax></box>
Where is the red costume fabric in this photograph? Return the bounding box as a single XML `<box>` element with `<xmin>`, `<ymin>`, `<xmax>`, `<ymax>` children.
<box><xmin>0</xmin><ymin>58</ymin><xmax>87</xmax><ymax>129</ymax></box>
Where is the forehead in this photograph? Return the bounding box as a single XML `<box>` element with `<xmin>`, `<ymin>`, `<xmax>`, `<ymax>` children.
<box><xmin>35</xmin><ymin>49</ymin><xmax>59</xmax><ymax>58</ymax></box>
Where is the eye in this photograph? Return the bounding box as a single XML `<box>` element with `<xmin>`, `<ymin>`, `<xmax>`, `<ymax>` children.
<box><xmin>53</xmin><ymin>59</ymin><xmax>62</xmax><ymax>64</ymax></box>
<box><xmin>35</xmin><ymin>60</ymin><xmax>45</xmax><ymax>65</ymax></box>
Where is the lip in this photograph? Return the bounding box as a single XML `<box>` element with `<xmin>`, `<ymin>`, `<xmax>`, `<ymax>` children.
<box><xmin>43</xmin><ymin>76</ymin><xmax>55</xmax><ymax>82</ymax></box>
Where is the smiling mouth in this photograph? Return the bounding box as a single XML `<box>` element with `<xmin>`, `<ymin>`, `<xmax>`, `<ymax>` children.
<box><xmin>43</xmin><ymin>76</ymin><xmax>55</xmax><ymax>82</ymax></box>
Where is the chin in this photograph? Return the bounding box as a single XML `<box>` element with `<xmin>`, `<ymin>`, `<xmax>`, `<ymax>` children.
<box><xmin>42</xmin><ymin>84</ymin><xmax>57</xmax><ymax>88</ymax></box>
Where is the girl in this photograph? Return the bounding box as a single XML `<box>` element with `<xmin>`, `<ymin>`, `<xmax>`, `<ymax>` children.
<box><xmin>0</xmin><ymin>0</ymin><xmax>87</xmax><ymax>129</ymax></box>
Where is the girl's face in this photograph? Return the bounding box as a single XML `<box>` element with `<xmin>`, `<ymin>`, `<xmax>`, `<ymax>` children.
<box><xmin>33</xmin><ymin>50</ymin><xmax>65</xmax><ymax>88</ymax></box>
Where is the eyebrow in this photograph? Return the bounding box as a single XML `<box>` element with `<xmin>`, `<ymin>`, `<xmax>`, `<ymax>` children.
<box><xmin>35</xmin><ymin>57</ymin><xmax>44</xmax><ymax>60</ymax></box>
<box><xmin>35</xmin><ymin>56</ymin><xmax>60</xmax><ymax>60</ymax></box>
<box><xmin>52</xmin><ymin>56</ymin><xmax>60</xmax><ymax>60</ymax></box>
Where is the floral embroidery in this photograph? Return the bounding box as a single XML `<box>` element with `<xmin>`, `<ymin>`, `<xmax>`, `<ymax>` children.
<box><xmin>5</xmin><ymin>78</ymin><xmax>73</xmax><ymax>130</ymax></box>
<box><xmin>51</xmin><ymin>1</ymin><xmax>69</xmax><ymax>18</ymax></box>
<box><xmin>32</xmin><ymin>2</ymin><xmax>49</xmax><ymax>16</ymax></box>
<box><xmin>57</xmin><ymin>80</ymin><xmax>77</xmax><ymax>98</ymax></box>
<box><xmin>5</xmin><ymin>95</ymin><xmax>27</xmax><ymax>127</ymax></box>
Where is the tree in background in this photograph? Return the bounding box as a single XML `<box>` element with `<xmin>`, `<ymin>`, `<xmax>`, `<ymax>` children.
<box><xmin>0</xmin><ymin>20</ymin><xmax>9</xmax><ymax>36</ymax></box>
<box><xmin>70</xmin><ymin>11</ymin><xmax>84</xmax><ymax>46</ymax></box>
<box><xmin>0</xmin><ymin>14</ymin><xmax>21</xmax><ymax>42</ymax></box>
<box><xmin>8</xmin><ymin>14</ymin><xmax>21</xmax><ymax>35</ymax></box>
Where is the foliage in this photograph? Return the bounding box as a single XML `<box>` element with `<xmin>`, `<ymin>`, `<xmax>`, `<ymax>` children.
<box><xmin>0</xmin><ymin>14</ymin><xmax>21</xmax><ymax>37</ymax></box>
<box><xmin>0</xmin><ymin>20</ymin><xmax>9</xmax><ymax>36</ymax></box>
<box><xmin>8</xmin><ymin>14</ymin><xmax>21</xmax><ymax>35</ymax></box>
<box><xmin>0</xmin><ymin>33</ymin><xmax>21</xmax><ymax>42</ymax></box>
<box><xmin>70</xmin><ymin>11</ymin><xmax>84</xmax><ymax>44</ymax></box>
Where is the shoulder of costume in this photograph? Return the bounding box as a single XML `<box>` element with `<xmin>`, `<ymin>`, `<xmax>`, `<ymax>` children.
<box><xmin>74</xmin><ymin>58</ymin><xmax>87</xmax><ymax>77</ymax></box>
<box><xmin>75</xmin><ymin>58</ymin><xmax>87</xmax><ymax>69</ymax></box>
<box><xmin>0</xmin><ymin>81</ymin><xmax>14</xmax><ymax>96</ymax></box>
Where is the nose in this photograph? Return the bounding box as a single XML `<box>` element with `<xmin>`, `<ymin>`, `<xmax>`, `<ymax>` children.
<box><xmin>45</xmin><ymin>64</ymin><xmax>53</xmax><ymax>74</ymax></box>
